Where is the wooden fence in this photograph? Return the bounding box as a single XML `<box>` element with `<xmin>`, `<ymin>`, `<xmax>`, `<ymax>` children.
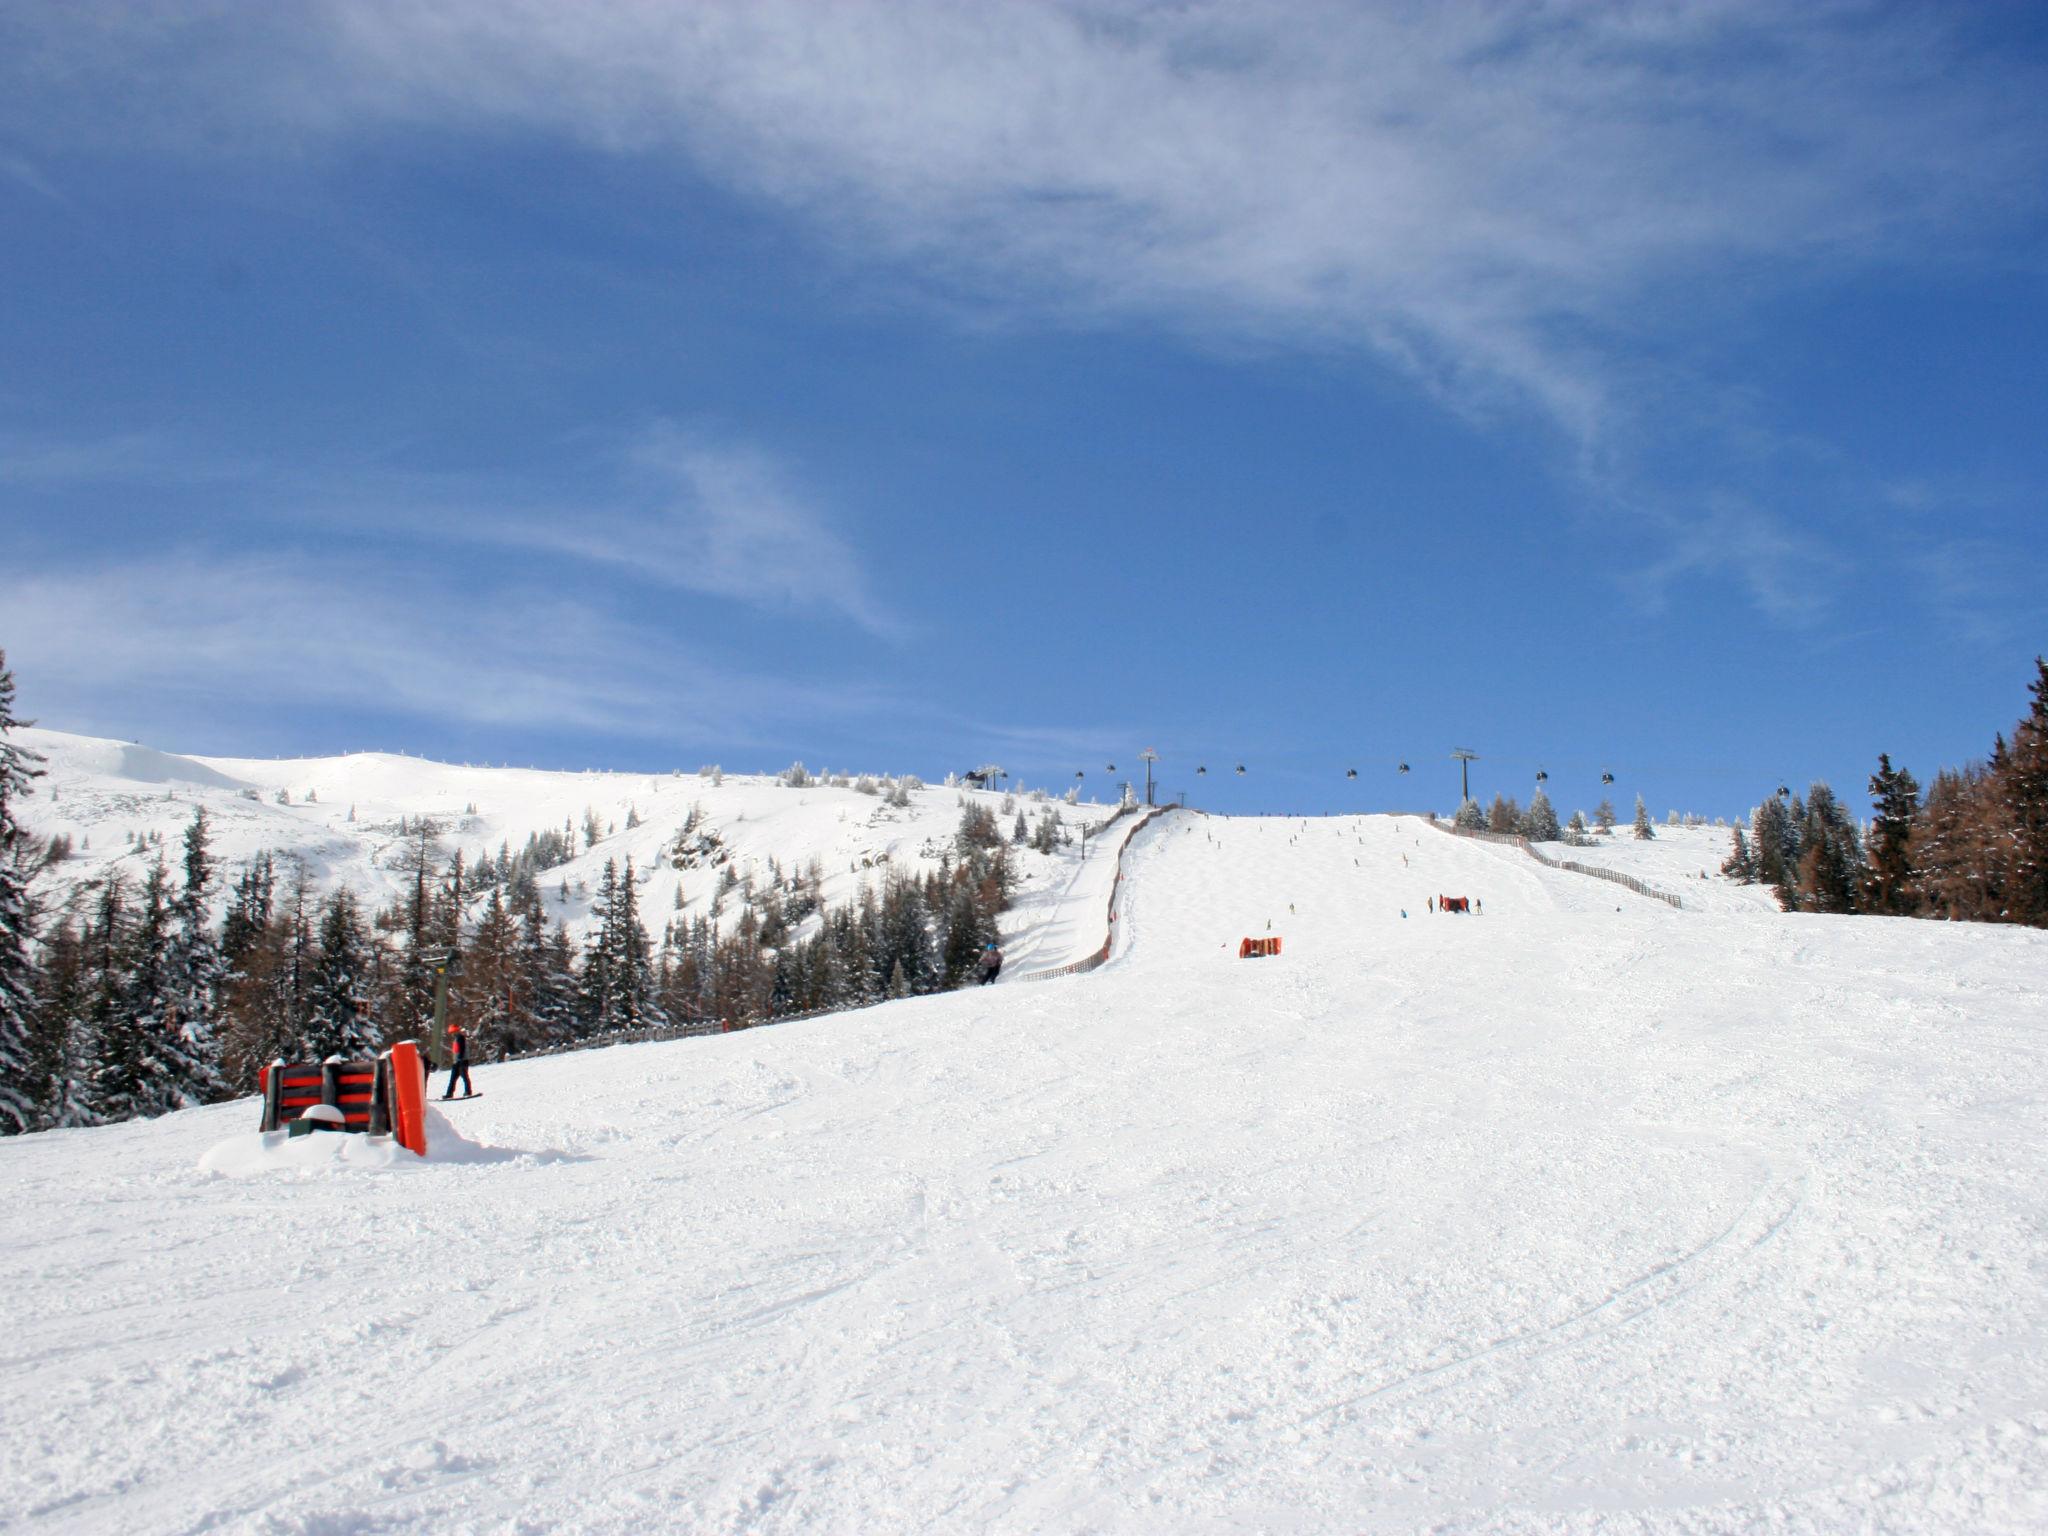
<box><xmin>1015</xmin><ymin>805</ymin><xmax>1170</xmax><ymax>983</ymax></box>
<box><xmin>1432</xmin><ymin>822</ymin><xmax>1684</xmax><ymax>909</ymax></box>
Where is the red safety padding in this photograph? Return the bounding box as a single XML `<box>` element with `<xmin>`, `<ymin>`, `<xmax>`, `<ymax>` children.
<box><xmin>387</xmin><ymin>1042</ymin><xmax>428</xmax><ymax>1157</ymax></box>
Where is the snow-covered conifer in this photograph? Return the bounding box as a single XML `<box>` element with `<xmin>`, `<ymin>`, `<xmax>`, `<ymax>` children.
<box><xmin>305</xmin><ymin>886</ymin><xmax>380</xmax><ymax>1059</ymax></box>
<box><xmin>165</xmin><ymin>808</ymin><xmax>228</xmax><ymax>1104</ymax></box>
<box><xmin>1632</xmin><ymin>795</ymin><xmax>1655</xmax><ymax>840</ymax></box>
<box><xmin>1523</xmin><ymin>788</ymin><xmax>1560</xmax><ymax>842</ymax></box>
<box><xmin>0</xmin><ymin>650</ymin><xmax>47</xmax><ymax>1133</ymax></box>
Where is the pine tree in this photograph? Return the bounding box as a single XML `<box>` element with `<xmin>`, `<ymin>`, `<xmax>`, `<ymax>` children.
<box><xmin>466</xmin><ymin>887</ymin><xmax>526</xmax><ymax>1059</ymax></box>
<box><xmin>85</xmin><ymin>875</ymin><xmax>143</xmax><ymax>1119</ymax></box>
<box><xmin>1862</xmin><ymin>754</ymin><xmax>1922</xmax><ymax>916</ymax></box>
<box><xmin>305</xmin><ymin>886</ymin><xmax>380</xmax><ymax>1059</ymax></box>
<box><xmin>1522</xmin><ymin>788</ymin><xmax>1560</xmax><ymax>842</ymax></box>
<box><xmin>1632</xmin><ymin>794</ymin><xmax>1655</xmax><ymax>840</ymax></box>
<box><xmin>580</xmin><ymin>859</ymin><xmax>624</xmax><ymax>1033</ymax></box>
<box><xmin>1791</xmin><ymin>781</ymin><xmax>1863</xmax><ymax>914</ymax></box>
<box><xmin>1593</xmin><ymin>798</ymin><xmax>1617</xmax><ymax>833</ymax></box>
<box><xmin>33</xmin><ymin>906</ymin><xmax>98</xmax><ymax>1128</ymax></box>
<box><xmin>1453</xmin><ymin>798</ymin><xmax>1485</xmax><ymax>831</ymax></box>
<box><xmin>164</xmin><ymin>808</ymin><xmax>229</xmax><ymax>1104</ymax></box>
<box><xmin>1720</xmin><ymin>826</ymin><xmax>1756</xmax><ymax>883</ymax></box>
<box><xmin>0</xmin><ymin>649</ymin><xmax>47</xmax><ymax>1133</ymax></box>
<box><xmin>99</xmin><ymin>856</ymin><xmax>214</xmax><ymax>1117</ymax></box>
<box><xmin>390</xmin><ymin>820</ymin><xmax>443</xmax><ymax>1041</ymax></box>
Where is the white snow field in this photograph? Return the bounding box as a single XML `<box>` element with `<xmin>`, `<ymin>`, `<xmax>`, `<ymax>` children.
<box><xmin>6</xmin><ymin>807</ymin><xmax>2048</xmax><ymax>1533</ymax></box>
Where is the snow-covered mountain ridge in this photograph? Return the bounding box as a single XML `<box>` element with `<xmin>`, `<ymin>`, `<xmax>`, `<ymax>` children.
<box><xmin>13</xmin><ymin>727</ymin><xmax>1122</xmax><ymax>960</ymax></box>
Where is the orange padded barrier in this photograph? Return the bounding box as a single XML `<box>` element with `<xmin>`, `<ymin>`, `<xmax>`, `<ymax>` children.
<box><xmin>388</xmin><ymin>1042</ymin><xmax>429</xmax><ymax>1158</ymax></box>
<box><xmin>1238</xmin><ymin>936</ymin><xmax>1283</xmax><ymax>958</ymax></box>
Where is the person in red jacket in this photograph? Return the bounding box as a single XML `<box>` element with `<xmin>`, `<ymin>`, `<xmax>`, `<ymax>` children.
<box><xmin>443</xmin><ymin>1023</ymin><xmax>474</xmax><ymax>1100</ymax></box>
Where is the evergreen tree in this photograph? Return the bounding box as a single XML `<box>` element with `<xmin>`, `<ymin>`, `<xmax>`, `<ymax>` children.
<box><xmin>0</xmin><ymin>649</ymin><xmax>47</xmax><ymax>1133</ymax></box>
<box><xmin>33</xmin><ymin>906</ymin><xmax>98</xmax><ymax>1128</ymax></box>
<box><xmin>1720</xmin><ymin>826</ymin><xmax>1756</xmax><ymax>883</ymax></box>
<box><xmin>1632</xmin><ymin>794</ymin><xmax>1655</xmax><ymax>840</ymax></box>
<box><xmin>99</xmin><ymin>857</ymin><xmax>213</xmax><ymax>1117</ymax></box>
<box><xmin>580</xmin><ymin>859</ymin><xmax>626</xmax><ymax>1033</ymax></box>
<box><xmin>390</xmin><ymin>820</ymin><xmax>443</xmax><ymax>1040</ymax></box>
<box><xmin>1453</xmin><ymin>798</ymin><xmax>1485</xmax><ymax>831</ymax></box>
<box><xmin>465</xmin><ymin>886</ymin><xmax>527</xmax><ymax>1059</ymax></box>
<box><xmin>1862</xmin><ymin>754</ymin><xmax>1922</xmax><ymax>916</ymax></box>
<box><xmin>1522</xmin><ymin>788</ymin><xmax>1560</xmax><ymax>842</ymax></box>
<box><xmin>164</xmin><ymin>808</ymin><xmax>228</xmax><ymax>1104</ymax></box>
<box><xmin>85</xmin><ymin>875</ymin><xmax>144</xmax><ymax>1119</ymax></box>
<box><xmin>1790</xmin><ymin>781</ymin><xmax>1863</xmax><ymax>914</ymax></box>
<box><xmin>1751</xmin><ymin>796</ymin><xmax>1794</xmax><ymax>894</ymax></box>
<box><xmin>305</xmin><ymin>886</ymin><xmax>380</xmax><ymax>1059</ymax></box>
<box><xmin>1593</xmin><ymin>798</ymin><xmax>1617</xmax><ymax>833</ymax></box>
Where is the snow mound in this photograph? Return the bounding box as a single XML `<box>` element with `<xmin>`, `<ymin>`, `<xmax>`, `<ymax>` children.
<box><xmin>197</xmin><ymin>1106</ymin><xmax>563</xmax><ymax>1176</ymax></box>
<box><xmin>198</xmin><ymin>1127</ymin><xmax>425</xmax><ymax>1177</ymax></box>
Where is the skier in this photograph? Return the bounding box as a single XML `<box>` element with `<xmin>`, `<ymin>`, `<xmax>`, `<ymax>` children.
<box><xmin>443</xmin><ymin>1022</ymin><xmax>474</xmax><ymax>1100</ymax></box>
<box><xmin>976</xmin><ymin>942</ymin><xmax>1004</xmax><ymax>986</ymax></box>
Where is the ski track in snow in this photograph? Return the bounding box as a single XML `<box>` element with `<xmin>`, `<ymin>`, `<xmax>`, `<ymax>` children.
<box><xmin>4</xmin><ymin>805</ymin><xmax>2048</xmax><ymax>1532</ymax></box>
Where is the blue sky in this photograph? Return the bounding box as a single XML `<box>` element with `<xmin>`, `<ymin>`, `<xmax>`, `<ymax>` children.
<box><xmin>2</xmin><ymin>2</ymin><xmax>2045</xmax><ymax>820</ymax></box>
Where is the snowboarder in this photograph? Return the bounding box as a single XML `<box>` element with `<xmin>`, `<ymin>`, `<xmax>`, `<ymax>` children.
<box><xmin>976</xmin><ymin>942</ymin><xmax>1004</xmax><ymax>986</ymax></box>
<box><xmin>443</xmin><ymin>1022</ymin><xmax>474</xmax><ymax>1099</ymax></box>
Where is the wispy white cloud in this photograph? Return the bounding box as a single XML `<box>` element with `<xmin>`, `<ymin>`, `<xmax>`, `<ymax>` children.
<box><xmin>306</xmin><ymin>3</ymin><xmax>2048</xmax><ymax>444</ymax></box>
<box><xmin>477</xmin><ymin>427</ymin><xmax>903</xmax><ymax>639</ymax></box>
<box><xmin>10</xmin><ymin>3</ymin><xmax>2039</xmax><ymax>447</ymax></box>
<box><xmin>0</xmin><ymin>554</ymin><xmax>903</xmax><ymax>745</ymax></box>
<box><xmin>1619</xmin><ymin>494</ymin><xmax>1839</xmax><ymax>628</ymax></box>
<box><xmin>0</xmin><ymin>423</ymin><xmax>902</xmax><ymax>638</ymax></box>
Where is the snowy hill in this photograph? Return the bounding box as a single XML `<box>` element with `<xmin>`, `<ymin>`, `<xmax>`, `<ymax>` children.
<box><xmin>5</xmin><ymin>806</ymin><xmax>2047</xmax><ymax>1531</ymax></box>
<box><xmin>14</xmin><ymin>728</ymin><xmax>1123</xmax><ymax>965</ymax></box>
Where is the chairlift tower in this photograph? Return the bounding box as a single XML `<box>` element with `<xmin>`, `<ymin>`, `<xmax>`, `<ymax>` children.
<box><xmin>1139</xmin><ymin>748</ymin><xmax>1159</xmax><ymax>807</ymax></box>
<box><xmin>1450</xmin><ymin>747</ymin><xmax>1479</xmax><ymax>804</ymax></box>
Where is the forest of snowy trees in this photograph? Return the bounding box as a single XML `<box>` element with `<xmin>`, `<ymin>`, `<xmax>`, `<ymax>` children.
<box><xmin>0</xmin><ymin>650</ymin><xmax>1022</xmax><ymax>1134</ymax></box>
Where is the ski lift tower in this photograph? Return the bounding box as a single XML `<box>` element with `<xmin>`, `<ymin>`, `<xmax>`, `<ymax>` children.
<box><xmin>1139</xmin><ymin>748</ymin><xmax>1159</xmax><ymax>807</ymax></box>
<box><xmin>1450</xmin><ymin>747</ymin><xmax>1480</xmax><ymax>804</ymax></box>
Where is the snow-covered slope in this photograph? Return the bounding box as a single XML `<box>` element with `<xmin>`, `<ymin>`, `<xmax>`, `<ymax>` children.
<box><xmin>4</xmin><ymin>809</ymin><xmax>2046</xmax><ymax>1533</ymax></box>
<box><xmin>1507</xmin><ymin>822</ymin><xmax>1785</xmax><ymax>915</ymax></box>
<box><xmin>15</xmin><ymin>728</ymin><xmax>1121</xmax><ymax>961</ymax></box>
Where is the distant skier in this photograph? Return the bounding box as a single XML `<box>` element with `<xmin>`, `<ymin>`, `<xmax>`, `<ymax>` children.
<box><xmin>442</xmin><ymin>1022</ymin><xmax>474</xmax><ymax>1099</ymax></box>
<box><xmin>976</xmin><ymin>942</ymin><xmax>1004</xmax><ymax>986</ymax></box>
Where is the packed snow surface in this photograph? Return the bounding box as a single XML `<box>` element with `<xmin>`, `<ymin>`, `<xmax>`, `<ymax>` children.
<box><xmin>5</xmin><ymin>810</ymin><xmax>2048</xmax><ymax>1532</ymax></box>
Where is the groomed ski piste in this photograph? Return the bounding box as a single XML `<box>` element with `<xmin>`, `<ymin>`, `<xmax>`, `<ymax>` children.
<box><xmin>5</xmin><ymin>793</ymin><xmax>2048</xmax><ymax>1532</ymax></box>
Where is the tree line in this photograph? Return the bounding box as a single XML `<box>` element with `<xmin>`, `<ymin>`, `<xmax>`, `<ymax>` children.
<box><xmin>1721</xmin><ymin>656</ymin><xmax>2048</xmax><ymax>923</ymax></box>
<box><xmin>0</xmin><ymin>649</ymin><xmax>1029</xmax><ymax>1135</ymax></box>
